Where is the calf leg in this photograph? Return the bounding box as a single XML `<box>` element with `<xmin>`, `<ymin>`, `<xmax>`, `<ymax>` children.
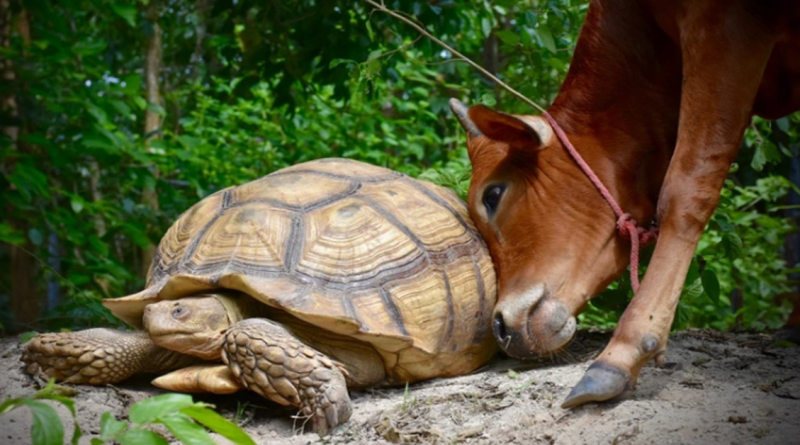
<box><xmin>563</xmin><ymin>3</ymin><xmax>778</xmax><ymax>407</ymax></box>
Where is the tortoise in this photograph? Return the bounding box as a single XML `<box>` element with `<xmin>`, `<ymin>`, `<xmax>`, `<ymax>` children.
<box><xmin>22</xmin><ymin>158</ymin><xmax>497</xmax><ymax>433</ymax></box>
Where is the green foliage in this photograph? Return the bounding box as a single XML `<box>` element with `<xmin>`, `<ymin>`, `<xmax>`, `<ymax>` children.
<box><xmin>0</xmin><ymin>384</ymin><xmax>255</xmax><ymax>445</ymax></box>
<box><xmin>1</xmin><ymin>0</ymin><xmax>796</xmax><ymax>334</ymax></box>
<box><xmin>0</xmin><ymin>380</ymin><xmax>82</xmax><ymax>445</ymax></box>
<box><xmin>93</xmin><ymin>393</ymin><xmax>256</xmax><ymax>445</ymax></box>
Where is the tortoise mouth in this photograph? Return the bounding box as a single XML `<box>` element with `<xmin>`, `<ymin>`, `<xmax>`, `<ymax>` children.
<box><xmin>148</xmin><ymin>330</ymin><xmax>227</xmax><ymax>361</ymax></box>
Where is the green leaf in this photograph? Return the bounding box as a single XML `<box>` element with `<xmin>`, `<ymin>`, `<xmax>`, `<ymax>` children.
<box><xmin>111</xmin><ymin>2</ymin><xmax>137</xmax><ymax>27</ymax></box>
<box><xmin>18</xmin><ymin>331</ymin><xmax>38</xmax><ymax>344</ymax></box>
<box><xmin>366</xmin><ymin>49</ymin><xmax>383</xmax><ymax>62</ymax></box>
<box><xmin>495</xmin><ymin>30</ymin><xmax>520</xmax><ymax>46</ymax></box>
<box><xmin>129</xmin><ymin>393</ymin><xmax>194</xmax><ymax>425</ymax></box>
<box><xmin>9</xmin><ymin>162</ymin><xmax>50</xmax><ymax>200</ymax></box>
<box><xmin>116</xmin><ymin>428</ymin><xmax>169</xmax><ymax>445</ymax></box>
<box><xmin>722</xmin><ymin>233</ymin><xmax>743</xmax><ymax>259</ymax></box>
<box><xmin>133</xmin><ymin>96</ymin><xmax>147</xmax><ymax>110</ymax></box>
<box><xmin>99</xmin><ymin>412</ymin><xmax>128</xmax><ymax>440</ymax></box>
<box><xmin>480</xmin><ymin>93</ymin><xmax>496</xmax><ymax>107</ymax></box>
<box><xmin>365</xmin><ymin>20</ymin><xmax>374</xmax><ymax>41</ymax></box>
<box><xmin>22</xmin><ymin>400</ymin><xmax>63</xmax><ymax>445</ymax></box>
<box><xmin>86</xmin><ymin>103</ymin><xmax>109</xmax><ymax>125</ymax></box>
<box><xmin>159</xmin><ymin>413</ymin><xmax>215</xmax><ymax>445</ymax></box>
<box><xmin>481</xmin><ymin>17</ymin><xmax>492</xmax><ymax>38</ymax></box>
<box><xmin>701</xmin><ymin>270</ymin><xmax>720</xmax><ymax>305</ymax></box>
<box><xmin>71</xmin><ymin>196</ymin><xmax>85</xmax><ymax>214</ymax></box>
<box><xmin>329</xmin><ymin>58</ymin><xmax>356</xmax><ymax>70</ymax></box>
<box><xmin>146</xmin><ymin>103</ymin><xmax>167</xmax><ymax>117</ymax></box>
<box><xmin>0</xmin><ymin>222</ymin><xmax>25</xmax><ymax>245</ymax></box>
<box><xmin>72</xmin><ymin>40</ymin><xmax>107</xmax><ymax>56</ymax></box>
<box><xmin>751</xmin><ymin>140</ymin><xmax>781</xmax><ymax>171</ymax></box>
<box><xmin>775</xmin><ymin>117</ymin><xmax>789</xmax><ymax>133</ymax></box>
<box><xmin>110</xmin><ymin>100</ymin><xmax>132</xmax><ymax>117</ymax></box>
<box><xmin>535</xmin><ymin>28</ymin><xmax>556</xmax><ymax>53</ymax></box>
<box><xmin>82</xmin><ymin>133</ymin><xmax>117</xmax><ymax>152</ymax></box>
<box><xmin>182</xmin><ymin>406</ymin><xmax>256</xmax><ymax>445</ymax></box>
<box><xmin>682</xmin><ymin>277</ymin><xmax>703</xmax><ymax>300</ymax></box>
<box><xmin>0</xmin><ymin>398</ymin><xmax>23</xmax><ymax>415</ymax></box>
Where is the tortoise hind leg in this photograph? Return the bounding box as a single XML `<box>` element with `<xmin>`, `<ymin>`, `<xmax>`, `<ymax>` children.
<box><xmin>22</xmin><ymin>329</ymin><xmax>196</xmax><ymax>385</ymax></box>
<box><xmin>222</xmin><ymin>318</ymin><xmax>352</xmax><ymax>435</ymax></box>
<box><xmin>153</xmin><ymin>364</ymin><xmax>243</xmax><ymax>394</ymax></box>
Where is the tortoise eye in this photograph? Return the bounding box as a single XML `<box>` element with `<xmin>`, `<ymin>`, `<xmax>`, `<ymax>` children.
<box><xmin>172</xmin><ymin>306</ymin><xmax>186</xmax><ymax>318</ymax></box>
<box><xmin>482</xmin><ymin>185</ymin><xmax>506</xmax><ymax>217</ymax></box>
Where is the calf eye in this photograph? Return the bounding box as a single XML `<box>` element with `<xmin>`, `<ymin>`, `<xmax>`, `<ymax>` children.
<box><xmin>482</xmin><ymin>185</ymin><xmax>505</xmax><ymax>217</ymax></box>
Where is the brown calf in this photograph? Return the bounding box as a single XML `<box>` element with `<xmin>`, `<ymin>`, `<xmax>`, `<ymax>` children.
<box><xmin>451</xmin><ymin>0</ymin><xmax>800</xmax><ymax>408</ymax></box>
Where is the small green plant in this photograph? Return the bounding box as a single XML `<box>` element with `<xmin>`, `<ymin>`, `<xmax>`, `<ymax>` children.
<box><xmin>92</xmin><ymin>393</ymin><xmax>256</xmax><ymax>445</ymax></box>
<box><xmin>0</xmin><ymin>380</ymin><xmax>82</xmax><ymax>445</ymax></box>
<box><xmin>0</xmin><ymin>383</ymin><xmax>256</xmax><ymax>445</ymax></box>
<box><xmin>400</xmin><ymin>382</ymin><xmax>417</xmax><ymax>413</ymax></box>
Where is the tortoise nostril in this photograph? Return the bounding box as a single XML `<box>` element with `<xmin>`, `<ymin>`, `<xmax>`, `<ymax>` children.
<box><xmin>493</xmin><ymin>313</ymin><xmax>509</xmax><ymax>342</ymax></box>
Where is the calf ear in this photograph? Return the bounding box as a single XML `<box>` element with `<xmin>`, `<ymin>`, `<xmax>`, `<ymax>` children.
<box><xmin>467</xmin><ymin>105</ymin><xmax>548</xmax><ymax>150</ymax></box>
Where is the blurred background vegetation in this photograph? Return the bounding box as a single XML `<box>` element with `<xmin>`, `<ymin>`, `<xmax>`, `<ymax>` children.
<box><xmin>0</xmin><ymin>0</ymin><xmax>797</xmax><ymax>334</ymax></box>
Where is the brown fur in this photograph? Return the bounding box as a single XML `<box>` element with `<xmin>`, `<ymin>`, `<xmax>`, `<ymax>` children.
<box><xmin>457</xmin><ymin>0</ymin><xmax>800</xmax><ymax>391</ymax></box>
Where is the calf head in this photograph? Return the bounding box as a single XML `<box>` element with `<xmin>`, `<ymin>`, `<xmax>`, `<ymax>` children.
<box><xmin>450</xmin><ymin>99</ymin><xmax>630</xmax><ymax>358</ymax></box>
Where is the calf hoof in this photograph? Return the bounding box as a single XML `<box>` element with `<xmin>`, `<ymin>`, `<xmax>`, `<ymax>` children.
<box><xmin>561</xmin><ymin>362</ymin><xmax>633</xmax><ymax>409</ymax></box>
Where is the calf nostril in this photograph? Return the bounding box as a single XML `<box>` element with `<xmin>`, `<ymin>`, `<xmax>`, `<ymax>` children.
<box><xmin>493</xmin><ymin>313</ymin><xmax>509</xmax><ymax>341</ymax></box>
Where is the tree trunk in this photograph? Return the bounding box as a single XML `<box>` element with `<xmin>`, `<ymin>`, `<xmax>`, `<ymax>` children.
<box><xmin>482</xmin><ymin>32</ymin><xmax>500</xmax><ymax>106</ymax></box>
<box><xmin>141</xmin><ymin>2</ymin><xmax>162</xmax><ymax>278</ymax></box>
<box><xmin>2</xmin><ymin>0</ymin><xmax>37</xmax><ymax>331</ymax></box>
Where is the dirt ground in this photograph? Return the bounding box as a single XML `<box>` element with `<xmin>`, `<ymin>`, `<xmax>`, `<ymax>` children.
<box><xmin>1</xmin><ymin>329</ymin><xmax>798</xmax><ymax>445</ymax></box>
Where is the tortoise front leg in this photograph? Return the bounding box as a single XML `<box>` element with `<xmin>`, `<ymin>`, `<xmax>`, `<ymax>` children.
<box><xmin>22</xmin><ymin>329</ymin><xmax>196</xmax><ymax>385</ymax></box>
<box><xmin>222</xmin><ymin>319</ymin><xmax>352</xmax><ymax>435</ymax></box>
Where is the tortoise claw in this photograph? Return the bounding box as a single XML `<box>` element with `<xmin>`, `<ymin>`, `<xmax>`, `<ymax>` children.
<box><xmin>561</xmin><ymin>362</ymin><xmax>632</xmax><ymax>409</ymax></box>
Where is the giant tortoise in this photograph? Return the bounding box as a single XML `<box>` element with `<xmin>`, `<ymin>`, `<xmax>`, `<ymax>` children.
<box><xmin>22</xmin><ymin>158</ymin><xmax>497</xmax><ymax>433</ymax></box>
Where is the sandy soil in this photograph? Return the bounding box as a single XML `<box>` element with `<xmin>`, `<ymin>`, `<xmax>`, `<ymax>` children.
<box><xmin>1</xmin><ymin>329</ymin><xmax>798</xmax><ymax>445</ymax></box>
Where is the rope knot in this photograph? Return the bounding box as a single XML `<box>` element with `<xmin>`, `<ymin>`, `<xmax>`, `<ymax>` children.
<box><xmin>616</xmin><ymin>213</ymin><xmax>659</xmax><ymax>246</ymax></box>
<box><xmin>616</xmin><ymin>213</ymin><xmax>635</xmax><ymax>236</ymax></box>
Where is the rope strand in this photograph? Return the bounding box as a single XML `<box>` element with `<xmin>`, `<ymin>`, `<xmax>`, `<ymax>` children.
<box><xmin>542</xmin><ymin>112</ymin><xmax>658</xmax><ymax>292</ymax></box>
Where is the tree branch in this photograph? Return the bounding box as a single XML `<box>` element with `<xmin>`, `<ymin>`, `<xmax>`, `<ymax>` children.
<box><xmin>361</xmin><ymin>0</ymin><xmax>547</xmax><ymax>113</ymax></box>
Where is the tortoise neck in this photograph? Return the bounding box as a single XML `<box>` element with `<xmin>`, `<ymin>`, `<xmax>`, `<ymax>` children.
<box><xmin>213</xmin><ymin>292</ymin><xmax>267</xmax><ymax>322</ymax></box>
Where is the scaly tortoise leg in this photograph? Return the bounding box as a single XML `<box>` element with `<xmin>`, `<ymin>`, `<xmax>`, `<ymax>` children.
<box><xmin>152</xmin><ymin>364</ymin><xmax>243</xmax><ymax>394</ymax></box>
<box><xmin>22</xmin><ymin>329</ymin><xmax>197</xmax><ymax>385</ymax></box>
<box><xmin>221</xmin><ymin>318</ymin><xmax>352</xmax><ymax>435</ymax></box>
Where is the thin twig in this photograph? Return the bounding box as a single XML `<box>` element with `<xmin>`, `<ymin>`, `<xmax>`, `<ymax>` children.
<box><xmin>362</xmin><ymin>0</ymin><xmax>547</xmax><ymax>113</ymax></box>
<box><xmin>374</xmin><ymin>34</ymin><xmax>424</xmax><ymax>62</ymax></box>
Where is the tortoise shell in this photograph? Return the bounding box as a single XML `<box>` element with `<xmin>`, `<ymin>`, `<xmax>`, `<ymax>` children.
<box><xmin>105</xmin><ymin>158</ymin><xmax>497</xmax><ymax>381</ymax></box>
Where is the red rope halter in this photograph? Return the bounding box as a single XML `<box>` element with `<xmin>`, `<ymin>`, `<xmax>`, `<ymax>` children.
<box><xmin>542</xmin><ymin>112</ymin><xmax>658</xmax><ymax>292</ymax></box>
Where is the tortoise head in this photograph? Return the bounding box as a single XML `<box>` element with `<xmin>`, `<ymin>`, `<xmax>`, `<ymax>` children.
<box><xmin>143</xmin><ymin>294</ymin><xmax>245</xmax><ymax>360</ymax></box>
